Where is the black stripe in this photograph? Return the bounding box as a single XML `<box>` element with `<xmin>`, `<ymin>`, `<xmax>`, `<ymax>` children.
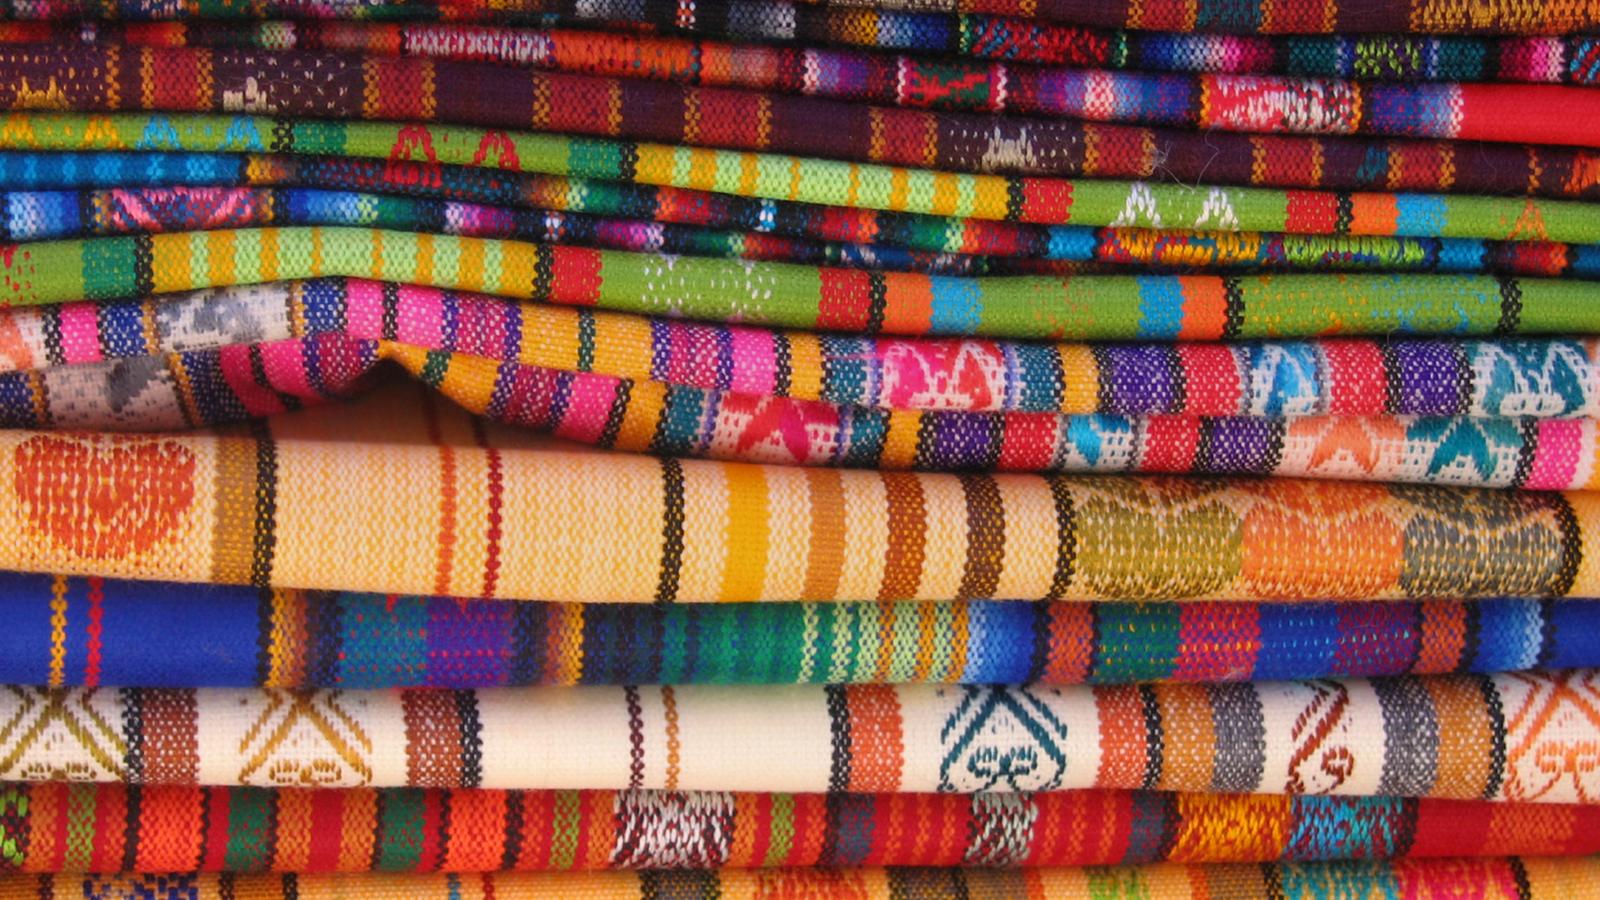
<box><xmin>772</xmin><ymin>333</ymin><xmax>793</xmax><ymax>397</ymax></box>
<box><xmin>1496</xmin><ymin>277</ymin><xmax>1524</xmax><ymax>335</ymax></box>
<box><xmin>1220</xmin><ymin>277</ymin><xmax>1245</xmax><ymax>340</ymax></box>
<box><xmin>1549</xmin><ymin>493</ymin><xmax>1584</xmax><ymax>597</ymax></box>
<box><xmin>121</xmin><ymin>782</ymin><xmax>141</xmax><ymax>873</ymax></box>
<box><xmin>596</xmin><ymin>379</ymin><xmax>631</xmax><ymax>450</ymax></box>
<box><xmin>499</xmin><ymin>790</ymin><xmax>525</xmax><ymax>870</ymax></box>
<box><xmin>249</xmin><ymin>419</ymin><xmax>279</xmax><ymax>589</ymax></box>
<box><xmin>455</xmin><ymin>691</ymin><xmax>484</xmax><ymax>788</ymax></box>
<box><xmin>1043</xmin><ymin>476</ymin><xmax>1076</xmax><ymax>601</ymax></box>
<box><xmin>530</xmin><ymin>244</ymin><xmax>554</xmax><ymax>303</ymax></box>
<box><xmin>1509</xmin><ymin>857</ymin><xmax>1533</xmax><ymax>900</ymax></box>
<box><xmin>826</xmin><ymin>685</ymin><xmax>851</xmax><ymax>792</ymax></box>
<box><xmin>1511</xmin><ymin>419</ymin><xmax>1539</xmax><ymax>488</ymax></box>
<box><xmin>865</xmin><ymin>272</ymin><xmax>888</xmax><ymax>334</ymax></box>
<box><xmin>254</xmin><ymin>588</ymin><xmax>276</xmax><ymax>686</ymax></box>
<box><xmin>1139</xmin><ymin>685</ymin><xmax>1163</xmax><ymax>790</ymax></box>
<box><xmin>1478</xmin><ymin>674</ymin><xmax>1508</xmax><ymax>800</ymax></box>
<box><xmin>653</xmin><ymin>458</ymin><xmax>686</xmax><ymax>603</ymax></box>
<box><xmin>120</xmin><ymin>688</ymin><xmax>145</xmax><ymax>786</ymax></box>
<box><xmin>1004</xmin><ymin>176</ymin><xmax>1026</xmax><ymax>222</ymax></box>
<box><xmin>1334</xmin><ymin>193</ymin><xmax>1354</xmax><ymax>235</ymax></box>
<box><xmin>132</xmin><ymin>234</ymin><xmax>155</xmax><ymax>298</ymax></box>
<box><xmin>381</xmin><ymin>281</ymin><xmax>400</xmax><ymax>342</ymax></box>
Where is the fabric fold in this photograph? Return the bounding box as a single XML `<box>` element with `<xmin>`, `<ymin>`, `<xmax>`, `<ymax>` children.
<box><xmin>0</xmin><ymin>672</ymin><xmax>1595</xmax><ymax>799</ymax></box>
<box><xmin>6</xmin><ymin>858</ymin><xmax>1600</xmax><ymax>900</ymax></box>
<box><xmin>0</xmin><ymin>783</ymin><xmax>1595</xmax><ymax>871</ymax></box>
<box><xmin>5</xmin><ymin>114</ymin><xmax>1600</xmax><ymax>233</ymax></box>
<box><xmin>8</xmin><ymin>573</ymin><xmax>1597</xmax><ymax>687</ymax></box>
<box><xmin>7</xmin><ymin>228</ymin><xmax>1600</xmax><ymax>339</ymax></box>
<box><xmin>7</xmin><ymin>44</ymin><xmax>1600</xmax><ymax>148</ymax></box>
<box><xmin>3</xmin><ymin>383</ymin><xmax>1600</xmax><ymax>602</ymax></box>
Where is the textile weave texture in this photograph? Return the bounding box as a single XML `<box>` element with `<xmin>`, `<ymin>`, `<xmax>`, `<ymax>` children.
<box><xmin>3</xmin><ymin>385</ymin><xmax>1600</xmax><ymax>602</ymax></box>
<box><xmin>8</xmin><ymin>280</ymin><xmax>1597</xmax><ymax>420</ymax></box>
<box><xmin>5</xmin><ymin>45</ymin><xmax>1599</xmax><ymax>148</ymax></box>
<box><xmin>10</xmin><ymin>186</ymin><xmax>1600</xmax><ymax>280</ymax></box>
<box><xmin>6</xmin><ymin>857</ymin><xmax>1600</xmax><ymax>900</ymax></box>
<box><xmin>8</xmin><ymin>573</ymin><xmax>1598</xmax><ymax>688</ymax></box>
<box><xmin>6</xmin><ymin>228</ymin><xmax>1600</xmax><ymax>340</ymax></box>
<box><xmin>16</xmin><ymin>332</ymin><xmax>1600</xmax><ymax>488</ymax></box>
<box><xmin>15</xmin><ymin>19</ymin><xmax>1600</xmax><ymax>87</ymax></box>
<box><xmin>0</xmin><ymin>0</ymin><xmax>1595</xmax><ymax>35</ymax></box>
<box><xmin>6</xmin><ymin>114</ymin><xmax>1600</xmax><ymax>234</ymax></box>
<box><xmin>0</xmin><ymin>783</ymin><xmax>1596</xmax><ymax>872</ymax></box>
<box><xmin>0</xmin><ymin>671</ymin><xmax>1595</xmax><ymax>799</ymax></box>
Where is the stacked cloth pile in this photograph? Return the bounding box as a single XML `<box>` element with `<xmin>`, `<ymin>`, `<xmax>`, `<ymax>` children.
<box><xmin>0</xmin><ymin>0</ymin><xmax>1598</xmax><ymax>897</ymax></box>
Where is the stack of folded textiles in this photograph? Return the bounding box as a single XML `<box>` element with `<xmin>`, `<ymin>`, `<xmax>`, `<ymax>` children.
<box><xmin>0</xmin><ymin>1</ymin><xmax>1597</xmax><ymax>898</ymax></box>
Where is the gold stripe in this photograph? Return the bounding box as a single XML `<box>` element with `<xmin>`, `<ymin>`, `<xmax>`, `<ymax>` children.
<box><xmin>209</xmin><ymin>432</ymin><xmax>260</xmax><ymax>585</ymax></box>
<box><xmin>719</xmin><ymin>463</ymin><xmax>770</xmax><ymax>602</ymax></box>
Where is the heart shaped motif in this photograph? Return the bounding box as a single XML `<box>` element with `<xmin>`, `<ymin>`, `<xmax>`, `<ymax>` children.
<box><xmin>14</xmin><ymin>435</ymin><xmax>197</xmax><ymax>560</ymax></box>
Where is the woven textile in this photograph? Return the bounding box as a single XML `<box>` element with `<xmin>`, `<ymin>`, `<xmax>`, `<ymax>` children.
<box><xmin>0</xmin><ymin>187</ymin><xmax>998</xmax><ymax>276</ymax></box>
<box><xmin>1</xmin><ymin>783</ymin><xmax>1596</xmax><ymax>872</ymax></box>
<box><xmin>5</xmin><ymin>46</ymin><xmax>1600</xmax><ymax>149</ymax></box>
<box><xmin>0</xmin><ymin>672</ymin><xmax>1596</xmax><ymax>799</ymax></box>
<box><xmin>0</xmin><ymin>0</ymin><xmax>1594</xmax><ymax>35</ymax></box>
<box><xmin>10</xmin><ymin>280</ymin><xmax>1595</xmax><ymax>419</ymax></box>
<box><xmin>16</xmin><ymin>19</ymin><xmax>1600</xmax><ymax>88</ymax></box>
<box><xmin>7</xmin><ymin>114</ymin><xmax>1600</xmax><ymax>230</ymax></box>
<box><xmin>14</xmin><ymin>335</ymin><xmax>1600</xmax><ymax>488</ymax></box>
<box><xmin>7</xmin><ymin>859</ymin><xmax>1600</xmax><ymax>900</ymax></box>
<box><xmin>8</xmin><ymin>187</ymin><xmax>1600</xmax><ymax>280</ymax></box>
<box><xmin>7</xmin><ymin>228</ymin><xmax>1600</xmax><ymax>340</ymax></box>
<box><xmin>9</xmin><ymin>144</ymin><xmax>1599</xmax><ymax>216</ymax></box>
<box><xmin>4</xmin><ymin>384</ymin><xmax>1600</xmax><ymax>602</ymax></box>
<box><xmin>10</xmin><ymin>859</ymin><xmax>1600</xmax><ymax>900</ymax></box>
<box><xmin>10</xmin><ymin>573</ymin><xmax>1598</xmax><ymax>688</ymax></box>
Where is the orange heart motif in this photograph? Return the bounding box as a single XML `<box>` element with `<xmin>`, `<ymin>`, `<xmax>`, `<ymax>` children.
<box><xmin>14</xmin><ymin>435</ymin><xmax>197</xmax><ymax>560</ymax></box>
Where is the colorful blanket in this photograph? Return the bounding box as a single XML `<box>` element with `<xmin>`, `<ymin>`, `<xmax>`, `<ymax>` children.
<box><xmin>6</xmin><ymin>187</ymin><xmax>1600</xmax><ymax>280</ymax></box>
<box><xmin>8</xmin><ymin>573</ymin><xmax>1597</xmax><ymax>688</ymax></box>
<box><xmin>0</xmin><ymin>783</ymin><xmax>1595</xmax><ymax>871</ymax></box>
<box><xmin>5</xmin><ymin>114</ymin><xmax>1600</xmax><ymax>231</ymax></box>
<box><xmin>7</xmin><ymin>858</ymin><xmax>1600</xmax><ymax>900</ymax></box>
<box><xmin>5</xmin><ymin>228</ymin><xmax>1600</xmax><ymax>339</ymax></box>
<box><xmin>6</xmin><ymin>45</ymin><xmax>1599</xmax><ymax>148</ymax></box>
<box><xmin>0</xmin><ymin>671</ymin><xmax>1594</xmax><ymax>799</ymax></box>
<box><xmin>11</xmin><ymin>19</ymin><xmax>1600</xmax><ymax>87</ymax></box>
<box><xmin>2</xmin><ymin>383</ymin><xmax>1599</xmax><ymax>602</ymax></box>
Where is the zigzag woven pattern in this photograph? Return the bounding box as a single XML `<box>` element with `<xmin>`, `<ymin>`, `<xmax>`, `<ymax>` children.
<box><xmin>10</xmin><ymin>572</ymin><xmax>1598</xmax><ymax>688</ymax></box>
<box><xmin>13</xmin><ymin>19</ymin><xmax>1600</xmax><ymax>87</ymax></box>
<box><xmin>10</xmin><ymin>280</ymin><xmax>1593</xmax><ymax>418</ymax></box>
<box><xmin>9</xmin><ymin>858</ymin><xmax>1600</xmax><ymax>900</ymax></box>
<box><xmin>5</xmin><ymin>114</ymin><xmax>1600</xmax><ymax>230</ymax></box>
<box><xmin>0</xmin><ymin>672</ymin><xmax>1593</xmax><ymax>799</ymax></box>
<box><xmin>0</xmin><ymin>0</ymin><xmax>1595</xmax><ymax>35</ymax></box>
<box><xmin>8</xmin><ymin>186</ymin><xmax>1600</xmax><ymax>280</ymax></box>
<box><xmin>3</xmin><ymin>384</ymin><xmax>1600</xmax><ymax>602</ymax></box>
<box><xmin>6</xmin><ymin>228</ymin><xmax>1600</xmax><ymax>339</ymax></box>
<box><xmin>0</xmin><ymin>783</ymin><xmax>1595</xmax><ymax>871</ymax></box>
<box><xmin>14</xmin><ymin>333</ymin><xmax>1600</xmax><ymax>488</ymax></box>
<box><xmin>4</xmin><ymin>44</ymin><xmax>1598</xmax><ymax>147</ymax></box>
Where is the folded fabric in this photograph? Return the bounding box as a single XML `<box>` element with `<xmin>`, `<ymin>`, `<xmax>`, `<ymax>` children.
<box><xmin>1</xmin><ymin>0</ymin><xmax>1591</xmax><ymax>35</ymax></box>
<box><xmin>10</xmin><ymin>148</ymin><xmax>1598</xmax><ymax>221</ymax></box>
<box><xmin>7</xmin><ymin>114</ymin><xmax>1600</xmax><ymax>235</ymax></box>
<box><xmin>19</xmin><ymin>19</ymin><xmax>1600</xmax><ymax>88</ymax></box>
<box><xmin>2</xmin><ymin>783</ymin><xmax>1596</xmax><ymax>871</ymax></box>
<box><xmin>8</xmin><ymin>186</ymin><xmax>1600</xmax><ymax>280</ymax></box>
<box><xmin>6</xmin><ymin>228</ymin><xmax>1600</xmax><ymax>340</ymax></box>
<box><xmin>0</xmin><ymin>187</ymin><xmax>998</xmax><ymax>276</ymax></box>
<box><xmin>11</xmin><ymin>572</ymin><xmax>1598</xmax><ymax>688</ymax></box>
<box><xmin>4</xmin><ymin>384</ymin><xmax>1600</xmax><ymax>602</ymax></box>
<box><xmin>7</xmin><ymin>858</ymin><xmax>1600</xmax><ymax>900</ymax></box>
<box><xmin>8</xmin><ymin>45</ymin><xmax>1600</xmax><ymax>149</ymax></box>
<box><xmin>12</xmin><ymin>281</ymin><xmax>1595</xmax><ymax>419</ymax></box>
<box><xmin>1</xmin><ymin>672</ymin><xmax>1595</xmax><ymax>799</ymax></box>
<box><xmin>13</xmin><ymin>334</ymin><xmax>1600</xmax><ymax>488</ymax></box>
